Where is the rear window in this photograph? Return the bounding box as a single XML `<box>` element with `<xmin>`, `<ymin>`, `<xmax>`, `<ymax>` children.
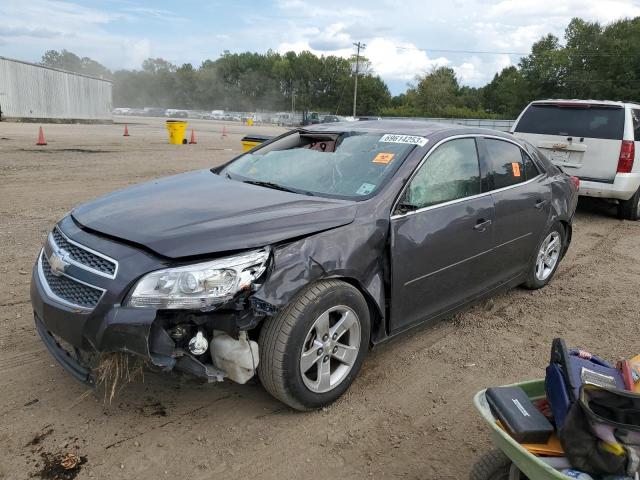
<box><xmin>515</xmin><ymin>104</ymin><xmax>625</xmax><ymax>140</ymax></box>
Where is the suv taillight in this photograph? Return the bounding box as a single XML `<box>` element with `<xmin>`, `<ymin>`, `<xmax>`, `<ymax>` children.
<box><xmin>570</xmin><ymin>176</ymin><xmax>580</xmax><ymax>190</ymax></box>
<box><xmin>617</xmin><ymin>140</ymin><xmax>635</xmax><ymax>173</ymax></box>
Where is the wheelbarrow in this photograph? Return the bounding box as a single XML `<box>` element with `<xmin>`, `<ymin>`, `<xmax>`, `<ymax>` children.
<box><xmin>471</xmin><ymin>379</ymin><xmax>572</xmax><ymax>480</ymax></box>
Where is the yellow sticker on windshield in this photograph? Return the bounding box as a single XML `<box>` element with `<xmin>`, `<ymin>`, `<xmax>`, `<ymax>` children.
<box><xmin>511</xmin><ymin>162</ymin><xmax>521</xmax><ymax>177</ymax></box>
<box><xmin>373</xmin><ymin>152</ymin><xmax>395</xmax><ymax>164</ymax></box>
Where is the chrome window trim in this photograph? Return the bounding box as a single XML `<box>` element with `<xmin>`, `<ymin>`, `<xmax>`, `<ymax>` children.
<box><xmin>37</xmin><ymin>250</ymin><xmax>106</xmax><ymax>312</ymax></box>
<box><xmin>391</xmin><ymin>134</ymin><xmax>544</xmax><ymax>220</ymax></box>
<box><xmin>51</xmin><ymin>226</ymin><xmax>119</xmax><ymax>279</ymax></box>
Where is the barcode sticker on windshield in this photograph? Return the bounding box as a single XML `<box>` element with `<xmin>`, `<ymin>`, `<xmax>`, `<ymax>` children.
<box><xmin>380</xmin><ymin>134</ymin><xmax>428</xmax><ymax>147</ymax></box>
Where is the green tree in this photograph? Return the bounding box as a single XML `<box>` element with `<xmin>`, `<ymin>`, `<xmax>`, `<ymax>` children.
<box><xmin>41</xmin><ymin>49</ymin><xmax>112</xmax><ymax>79</ymax></box>
<box><xmin>482</xmin><ymin>66</ymin><xmax>530</xmax><ymax>117</ymax></box>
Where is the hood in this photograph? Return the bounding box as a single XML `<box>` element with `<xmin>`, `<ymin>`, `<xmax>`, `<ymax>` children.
<box><xmin>72</xmin><ymin>169</ymin><xmax>357</xmax><ymax>258</ymax></box>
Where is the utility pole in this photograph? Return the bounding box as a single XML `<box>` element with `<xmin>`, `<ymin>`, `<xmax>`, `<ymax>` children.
<box><xmin>352</xmin><ymin>41</ymin><xmax>365</xmax><ymax>117</ymax></box>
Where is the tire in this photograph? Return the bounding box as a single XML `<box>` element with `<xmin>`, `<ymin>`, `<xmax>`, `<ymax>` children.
<box><xmin>470</xmin><ymin>449</ymin><xmax>513</xmax><ymax>480</ymax></box>
<box><xmin>258</xmin><ymin>280</ymin><xmax>371</xmax><ymax>411</ymax></box>
<box><xmin>617</xmin><ymin>188</ymin><xmax>640</xmax><ymax>221</ymax></box>
<box><xmin>523</xmin><ymin>222</ymin><xmax>566</xmax><ymax>290</ymax></box>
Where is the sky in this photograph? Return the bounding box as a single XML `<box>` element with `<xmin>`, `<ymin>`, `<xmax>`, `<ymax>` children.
<box><xmin>1</xmin><ymin>0</ymin><xmax>639</xmax><ymax>95</ymax></box>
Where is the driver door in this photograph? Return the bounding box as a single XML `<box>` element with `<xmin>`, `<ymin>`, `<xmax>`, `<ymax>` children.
<box><xmin>389</xmin><ymin>137</ymin><xmax>497</xmax><ymax>333</ymax></box>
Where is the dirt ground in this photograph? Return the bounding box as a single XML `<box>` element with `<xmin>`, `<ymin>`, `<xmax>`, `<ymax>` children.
<box><xmin>1</xmin><ymin>116</ymin><xmax>639</xmax><ymax>480</ymax></box>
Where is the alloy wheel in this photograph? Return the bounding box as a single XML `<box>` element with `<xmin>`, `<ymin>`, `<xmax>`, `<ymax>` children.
<box><xmin>535</xmin><ymin>231</ymin><xmax>561</xmax><ymax>281</ymax></box>
<box><xmin>299</xmin><ymin>305</ymin><xmax>361</xmax><ymax>393</ymax></box>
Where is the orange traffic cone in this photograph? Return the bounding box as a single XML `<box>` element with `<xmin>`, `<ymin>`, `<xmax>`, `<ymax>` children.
<box><xmin>189</xmin><ymin>129</ymin><xmax>197</xmax><ymax>144</ymax></box>
<box><xmin>36</xmin><ymin>126</ymin><xmax>47</xmax><ymax>145</ymax></box>
<box><xmin>123</xmin><ymin>124</ymin><xmax>130</xmax><ymax>136</ymax></box>
<box><xmin>221</xmin><ymin>126</ymin><xmax>227</xmax><ymax>138</ymax></box>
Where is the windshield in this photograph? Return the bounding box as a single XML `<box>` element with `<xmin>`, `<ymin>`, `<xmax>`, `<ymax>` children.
<box><xmin>515</xmin><ymin>104</ymin><xmax>625</xmax><ymax>140</ymax></box>
<box><xmin>222</xmin><ymin>132</ymin><xmax>417</xmax><ymax>199</ymax></box>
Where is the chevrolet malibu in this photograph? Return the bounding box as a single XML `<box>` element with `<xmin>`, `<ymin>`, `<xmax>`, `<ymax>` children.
<box><xmin>31</xmin><ymin>121</ymin><xmax>579</xmax><ymax>410</ymax></box>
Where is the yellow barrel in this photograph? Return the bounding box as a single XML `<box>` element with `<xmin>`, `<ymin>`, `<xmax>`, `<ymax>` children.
<box><xmin>246</xmin><ymin>118</ymin><xmax>254</xmax><ymax>126</ymax></box>
<box><xmin>241</xmin><ymin>135</ymin><xmax>271</xmax><ymax>152</ymax></box>
<box><xmin>165</xmin><ymin>120</ymin><xmax>188</xmax><ymax>145</ymax></box>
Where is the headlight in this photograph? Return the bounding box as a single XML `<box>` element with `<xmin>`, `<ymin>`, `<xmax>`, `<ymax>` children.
<box><xmin>127</xmin><ymin>248</ymin><xmax>270</xmax><ymax>310</ymax></box>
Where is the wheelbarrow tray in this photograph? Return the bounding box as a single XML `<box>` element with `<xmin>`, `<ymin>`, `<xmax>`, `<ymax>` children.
<box><xmin>473</xmin><ymin>379</ymin><xmax>569</xmax><ymax>480</ymax></box>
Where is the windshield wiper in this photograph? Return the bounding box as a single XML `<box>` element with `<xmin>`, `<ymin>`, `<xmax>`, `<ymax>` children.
<box><xmin>242</xmin><ymin>180</ymin><xmax>300</xmax><ymax>194</ymax></box>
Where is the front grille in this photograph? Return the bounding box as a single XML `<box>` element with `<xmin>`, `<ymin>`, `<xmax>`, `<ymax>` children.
<box><xmin>52</xmin><ymin>228</ymin><xmax>116</xmax><ymax>276</ymax></box>
<box><xmin>41</xmin><ymin>254</ymin><xmax>103</xmax><ymax>309</ymax></box>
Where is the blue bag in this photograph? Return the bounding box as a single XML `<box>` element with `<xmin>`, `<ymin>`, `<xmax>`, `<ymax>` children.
<box><xmin>545</xmin><ymin>338</ymin><xmax>625</xmax><ymax>429</ymax></box>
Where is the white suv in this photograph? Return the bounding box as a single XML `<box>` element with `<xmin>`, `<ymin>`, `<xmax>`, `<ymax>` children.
<box><xmin>512</xmin><ymin>99</ymin><xmax>640</xmax><ymax>220</ymax></box>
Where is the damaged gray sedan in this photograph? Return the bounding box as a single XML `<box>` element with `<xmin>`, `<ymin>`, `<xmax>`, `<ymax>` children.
<box><xmin>30</xmin><ymin>120</ymin><xmax>579</xmax><ymax>410</ymax></box>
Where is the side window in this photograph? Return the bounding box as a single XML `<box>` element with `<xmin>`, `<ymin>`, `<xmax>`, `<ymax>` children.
<box><xmin>403</xmin><ymin>138</ymin><xmax>481</xmax><ymax>209</ymax></box>
<box><xmin>522</xmin><ymin>151</ymin><xmax>540</xmax><ymax>180</ymax></box>
<box><xmin>633</xmin><ymin>109</ymin><xmax>640</xmax><ymax>141</ymax></box>
<box><xmin>485</xmin><ymin>139</ymin><xmax>526</xmax><ymax>189</ymax></box>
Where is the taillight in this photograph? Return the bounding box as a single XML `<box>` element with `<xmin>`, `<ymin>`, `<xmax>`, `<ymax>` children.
<box><xmin>617</xmin><ymin>140</ymin><xmax>635</xmax><ymax>173</ymax></box>
<box><xmin>570</xmin><ymin>176</ymin><xmax>580</xmax><ymax>190</ymax></box>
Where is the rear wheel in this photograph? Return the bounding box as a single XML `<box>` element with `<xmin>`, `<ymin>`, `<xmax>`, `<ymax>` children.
<box><xmin>617</xmin><ymin>188</ymin><xmax>640</xmax><ymax>221</ymax></box>
<box><xmin>258</xmin><ymin>280</ymin><xmax>370</xmax><ymax>411</ymax></box>
<box><xmin>523</xmin><ymin>222</ymin><xmax>565</xmax><ymax>290</ymax></box>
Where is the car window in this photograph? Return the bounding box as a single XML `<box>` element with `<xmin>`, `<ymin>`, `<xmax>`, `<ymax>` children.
<box><xmin>522</xmin><ymin>151</ymin><xmax>540</xmax><ymax>180</ymax></box>
<box><xmin>633</xmin><ymin>109</ymin><xmax>640</xmax><ymax>141</ymax></box>
<box><xmin>485</xmin><ymin>139</ymin><xmax>527</xmax><ymax>189</ymax></box>
<box><xmin>404</xmin><ymin>138</ymin><xmax>480</xmax><ymax>209</ymax></box>
<box><xmin>514</xmin><ymin>104</ymin><xmax>625</xmax><ymax>140</ymax></box>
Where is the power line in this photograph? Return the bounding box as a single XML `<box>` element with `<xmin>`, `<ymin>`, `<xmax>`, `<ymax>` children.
<box><xmin>395</xmin><ymin>45</ymin><xmax>640</xmax><ymax>58</ymax></box>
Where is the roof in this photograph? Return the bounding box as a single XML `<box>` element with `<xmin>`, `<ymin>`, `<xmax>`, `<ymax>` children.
<box><xmin>0</xmin><ymin>55</ymin><xmax>112</xmax><ymax>83</ymax></box>
<box><xmin>530</xmin><ymin>99</ymin><xmax>634</xmax><ymax>108</ymax></box>
<box><xmin>305</xmin><ymin>118</ymin><xmax>513</xmax><ymax>138</ymax></box>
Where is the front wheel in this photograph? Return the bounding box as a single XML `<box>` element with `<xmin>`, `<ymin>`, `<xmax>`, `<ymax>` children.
<box><xmin>523</xmin><ymin>223</ymin><xmax>566</xmax><ymax>290</ymax></box>
<box><xmin>258</xmin><ymin>280</ymin><xmax>371</xmax><ymax>411</ymax></box>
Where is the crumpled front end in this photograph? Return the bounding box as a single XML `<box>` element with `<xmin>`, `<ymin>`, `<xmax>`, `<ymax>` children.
<box><xmin>30</xmin><ymin>216</ymin><xmax>266</xmax><ymax>386</ymax></box>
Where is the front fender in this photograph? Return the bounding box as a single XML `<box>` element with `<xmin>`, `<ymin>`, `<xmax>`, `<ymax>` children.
<box><xmin>252</xmin><ymin>223</ymin><xmax>387</xmax><ymax>337</ymax></box>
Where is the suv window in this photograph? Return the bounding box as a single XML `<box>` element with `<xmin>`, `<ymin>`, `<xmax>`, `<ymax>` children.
<box><xmin>633</xmin><ymin>109</ymin><xmax>640</xmax><ymax>141</ymax></box>
<box><xmin>403</xmin><ymin>138</ymin><xmax>480</xmax><ymax>209</ymax></box>
<box><xmin>485</xmin><ymin>139</ymin><xmax>527</xmax><ymax>189</ymax></box>
<box><xmin>515</xmin><ymin>104</ymin><xmax>625</xmax><ymax>140</ymax></box>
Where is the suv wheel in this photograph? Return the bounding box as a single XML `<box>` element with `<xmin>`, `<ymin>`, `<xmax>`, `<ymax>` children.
<box><xmin>258</xmin><ymin>280</ymin><xmax>370</xmax><ymax>411</ymax></box>
<box><xmin>524</xmin><ymin>222</ymin><xmax>566</xmax><ymax>290</ymax></box>
<box><xmin>617</xmin><ymin>187</ymin><xmax>640</xmax><ymax>221</ymax></box>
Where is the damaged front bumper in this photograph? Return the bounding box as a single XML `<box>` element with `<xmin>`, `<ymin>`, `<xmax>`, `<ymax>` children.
<box><xmin>31</xmin><ymin>266</ymin><xmax>237</xmax><ymax>384</ymax></box>
<box><xmin>30</xmin><ymin>218</ymin><xmax>269</xmax><ymax>386</ymax></box>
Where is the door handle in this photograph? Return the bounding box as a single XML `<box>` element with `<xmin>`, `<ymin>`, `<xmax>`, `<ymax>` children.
<box><xmin>473</xmin><ymin>219</ymin><xmax>492</xmax><ymax>232</ymax></box>
<box><xmin>535</xmin><ymin>199</ymin><xmax>548</xmax><ymax>209</ymax></box>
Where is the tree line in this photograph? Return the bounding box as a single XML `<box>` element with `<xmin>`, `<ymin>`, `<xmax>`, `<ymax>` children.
<box><xmin>40</xmin><ymin>16</ymin><xmax>640</xmax><ymax>119</ymax></box>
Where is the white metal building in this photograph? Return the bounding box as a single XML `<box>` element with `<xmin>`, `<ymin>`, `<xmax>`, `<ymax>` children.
<box><xmin>0</xmin><ymin>56</ymin><xmax>112</xmax><ymax>122</ymax></box>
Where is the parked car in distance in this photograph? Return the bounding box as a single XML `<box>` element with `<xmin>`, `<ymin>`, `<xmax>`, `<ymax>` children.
<box><xmin>322</xmin><ymin>115</ymin><xmax>341</xmax><ymax>123</ymax></box>
<box><xmin>512</xmin><ymin>99</ymin><xmax>640</xmax><ymax>220</ymax></box>
<box><xmin>142</xmin><ymin>107</ymin><xmax>166</xmax><ymax>117</ymax></box>
<box><xmin>112</xmin><ymin>107</ymin><xmax>131</xmax><ymax>115</ymax></box>
<box><xmin>165</xmin><ymin>109</ymin><xmax>188</xmax><ymax>118</ymax></box>
<box><xmin>31</xmin><ymin>121</ymin><xmax>578</xmax><ymax>410</ymax></box>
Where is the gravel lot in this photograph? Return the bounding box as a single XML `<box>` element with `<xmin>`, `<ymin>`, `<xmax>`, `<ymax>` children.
<box><xmin>1</xmin><ymin>116</ymin><xmax>639</xmax><ymax>480</ymax></box>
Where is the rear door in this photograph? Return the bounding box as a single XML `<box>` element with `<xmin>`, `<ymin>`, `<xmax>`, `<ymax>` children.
<box><xmin>389</xmin><ymin>137</ymin><xmax>497</xmax><ymax>333</ymax></box>
<box><xmin>480</xmin><ymin>137</ymin><xmax>551</xmax><ymax>282</ymax></box>
<box><xmin>513</xmin><ymin>103</ymin><xmax>625</xmax><ymax>182</ymax></box>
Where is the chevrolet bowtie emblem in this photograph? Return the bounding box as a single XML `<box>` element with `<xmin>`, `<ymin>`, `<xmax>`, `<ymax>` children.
<box><xmin>48</xmin><ymin>248</ymin><xmax>71</xmax><ymax>277</ymax></box>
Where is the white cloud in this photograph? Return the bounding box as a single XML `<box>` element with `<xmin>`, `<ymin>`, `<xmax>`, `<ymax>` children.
<box><xmin>454</xmin><ymin>55</ymin><xmax>512</xmax><ymax>84</ymax></box>
<box><xmin>365</xmin><ymin>39</ymin><xmax>449</xmax><ymax>81</ymax></box>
